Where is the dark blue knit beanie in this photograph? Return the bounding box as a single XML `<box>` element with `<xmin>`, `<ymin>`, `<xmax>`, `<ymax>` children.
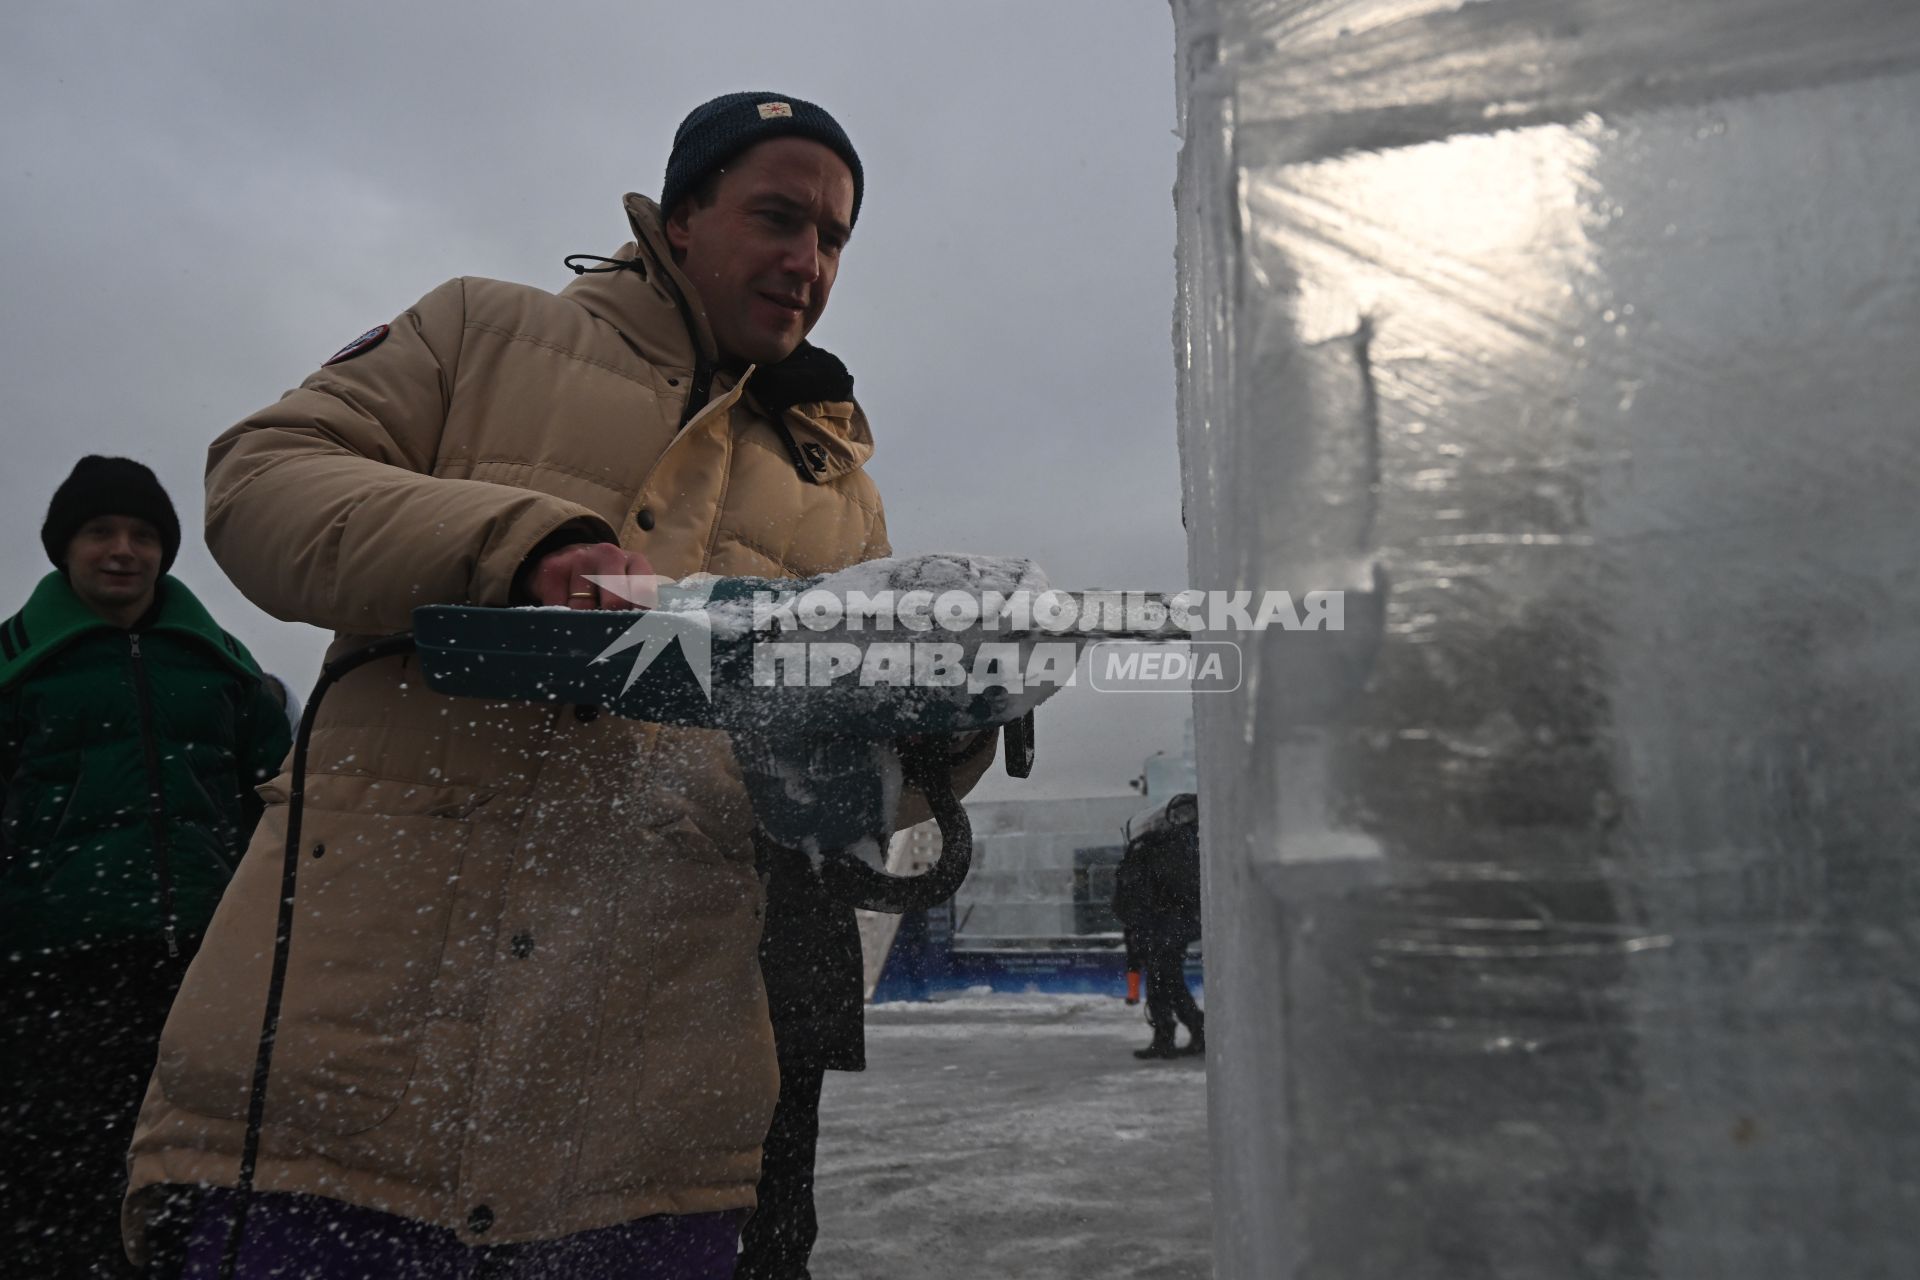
<box><xmin>661</xmin><ymin>92</ymin><xmax>863</xmax><ymax>227</ymax></box>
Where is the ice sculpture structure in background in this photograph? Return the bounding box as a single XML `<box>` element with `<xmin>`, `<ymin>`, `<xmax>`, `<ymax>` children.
<box><xmin>1171</xmin><ymin>1</ymin><xmax>1920</xmax><ymax>1275</ymax></box>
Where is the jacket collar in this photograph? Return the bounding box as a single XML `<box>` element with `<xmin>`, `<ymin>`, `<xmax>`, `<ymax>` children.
<box><xmin>557</xmin><ymin>195</ymin><xmax>718</xmax><ymax>373</ymax></box>
<box><xmin>559</xmin><ymin>196</ymin><xmax>876</xmax><ymax>480</ymax></box>
<box><xmin>772</xmin><ymin>398</ymin><xmax>876</xmax><ymax>482</ymax></box>
<box><xmin>0</xmin><ymin>572</ymin><xmax>261</xmax><ymax>690</ymax></box>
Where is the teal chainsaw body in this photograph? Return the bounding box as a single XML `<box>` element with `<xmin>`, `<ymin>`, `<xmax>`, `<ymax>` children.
<box><xmin>411</xmin><ymin>572</ymin><xmax>1073</xmax><ymax>912</ymax></box>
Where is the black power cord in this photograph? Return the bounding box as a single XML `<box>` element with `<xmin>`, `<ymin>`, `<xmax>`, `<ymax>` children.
<box><xmin>218</xmin><ymin>635</ymin><xmax>417</xmax><ymax>1280</ymax></box>
<box><xmin>816</xmin><ymin>741</ymin><xmax>973</xmax><ymax>915</ymax></box>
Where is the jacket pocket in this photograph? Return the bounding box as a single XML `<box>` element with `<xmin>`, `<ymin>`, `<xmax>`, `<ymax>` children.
<box><xmin>3</xmin><ymin>766</ymin><xmax>86</xmax><ymax>886</ymax></box>
<box><xmin>43</xmin><ymin>769</ymin><xmax>83</xmax><ymax>846</ymax></box>
<box><xmin>158</xmin><ymin>800</ymin><xmax>474</xmax><ymax>1136</ymax></box>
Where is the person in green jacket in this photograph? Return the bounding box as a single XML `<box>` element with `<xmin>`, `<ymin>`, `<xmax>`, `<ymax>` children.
<box><xmin>0</xmin><ymin>456</ymin><xmax>292</xmax><ymax>1279</ymax></box>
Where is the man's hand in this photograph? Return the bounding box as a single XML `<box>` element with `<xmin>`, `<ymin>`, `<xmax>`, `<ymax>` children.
<box><xmin>518</xmin><ymin>542</ymin><xmax>659</xmax><ymax>610</ymax></box>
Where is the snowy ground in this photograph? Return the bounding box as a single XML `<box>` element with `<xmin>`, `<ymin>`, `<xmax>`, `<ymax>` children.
<box><xmin>809</xmin><ymin>992</ymin><xmax>1211</xmax><ymax>1280</ymax></box>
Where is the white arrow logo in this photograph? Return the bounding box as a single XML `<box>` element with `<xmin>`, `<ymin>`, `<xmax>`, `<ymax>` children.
<box><xmin>584</xmin><ymin>575</ymin><xmax>718</xmax><ymax>701</ymax></box>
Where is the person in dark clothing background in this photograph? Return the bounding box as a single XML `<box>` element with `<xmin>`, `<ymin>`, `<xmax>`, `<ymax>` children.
<box><xmin>739</xmin><ymin>838</ymin><xmax>869</xmax><ymax>1280</ymax></box>
<box><xmin>0</xmin><ymin>456</ymin><xmax>291</xmax><ymax>1277</ymax></box>
<box><xmin>1113</xmin><ymin>792</ymin><xmax>1205</xmax><ymax>1060</ymax></box>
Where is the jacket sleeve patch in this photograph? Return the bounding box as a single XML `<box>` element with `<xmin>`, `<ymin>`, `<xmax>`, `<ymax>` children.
<box><xmin>323</xmin><ymin>324</ymin><xmax>390</xmax><ymax>366</ymax></box>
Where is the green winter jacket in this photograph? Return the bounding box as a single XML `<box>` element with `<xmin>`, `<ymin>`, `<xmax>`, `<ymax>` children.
<box><xmin>0</xmin><ymin>572</ymin><xmax>292</xmax><ymax>953</ymax></box>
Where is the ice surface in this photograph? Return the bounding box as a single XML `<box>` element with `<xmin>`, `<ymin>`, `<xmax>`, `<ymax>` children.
<box><xmin>812</xmin><ymin>994</ymin><xmax>1209</xmax><ymax>1280</ymax></box>
<box><xmin>1173</xmin><ymin>1</ymin><xmax>1920</xmax><ymax>1276</ymax></box>
<box><xmin>807</xmin><ymin>553</ymin><xmax>1051</xmax><ymax>602</ymax></box>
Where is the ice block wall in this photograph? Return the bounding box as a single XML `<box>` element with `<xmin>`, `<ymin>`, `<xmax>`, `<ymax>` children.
<box><xmin>1171</xmin><ymin>2</ymin><xmax>1920</xmax><ymax>1276</ymax></box>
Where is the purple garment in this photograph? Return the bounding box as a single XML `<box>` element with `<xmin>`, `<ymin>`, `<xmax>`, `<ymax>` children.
<box><xmin>176</xmin><ymin>1188</ymin><xmax>740</xmax><ymax>1279</ymax></box>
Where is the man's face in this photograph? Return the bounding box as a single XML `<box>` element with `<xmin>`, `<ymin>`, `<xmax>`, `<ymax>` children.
<box><xmin>66</xmin><ymin>515</ymin><xmax>163</xmax><ymax>613</ymax></box>
<box><xmin>665</xmin><ymin>137</ymin><xmax>855</xmax><ymax>368</ymax></box>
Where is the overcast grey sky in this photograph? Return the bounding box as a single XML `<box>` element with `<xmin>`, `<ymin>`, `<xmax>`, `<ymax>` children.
<box><xmin>1</xmin><ymin>0</ymin><xmax>1187</xmax><ymax>800</ymax></box>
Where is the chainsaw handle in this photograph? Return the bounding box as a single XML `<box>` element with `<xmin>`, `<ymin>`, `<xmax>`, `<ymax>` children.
<box><xmin>1003</xmin><ymin>710</ymin><xmax>1036</xmax><ymax>778</ymax></box>
<box><xmin>817</xmin><ymin>744</ymin><xmax>973</xmax><ymax>914</ymax></box>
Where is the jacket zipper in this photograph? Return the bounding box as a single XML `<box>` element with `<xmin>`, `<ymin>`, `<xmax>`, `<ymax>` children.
<box><xmin>680</xmin><ymin>350</ymin><xmax>714</xmax><ymax>430</ymax></box>
<box><xmin>129</xmin><ymin>633</ymin><xmax>179</xmax><ymax>957</ymax></box>
<box><xmin>654</xmin><ymin>253</ymin><xmax>714</xmax><ymax>430</ymax></box>
<box><xmin>644</xmin><ymin>252</ymin><xmax>809</xmax><ymax>482</ymax></box>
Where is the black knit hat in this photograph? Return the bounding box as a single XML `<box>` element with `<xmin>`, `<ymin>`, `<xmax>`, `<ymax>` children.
<box><xmin>661</xmin><ymin>91</ymin><xmax>863</xmax><ymax>227</ymax></box>
<box><xmin>41</xmin><ymin>456</ymin><xmax>182</xmax><ymax>574</ymax></box>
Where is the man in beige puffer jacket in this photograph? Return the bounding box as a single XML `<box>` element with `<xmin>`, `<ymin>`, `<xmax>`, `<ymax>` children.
<box><xmin>125</xmin><ymin>92</ymin><xmax>993</xmax><ymax>1277</ymax></box>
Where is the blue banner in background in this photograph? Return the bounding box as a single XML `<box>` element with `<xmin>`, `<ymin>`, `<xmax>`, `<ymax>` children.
<box><xmin>871</xmin><ymin>904</ymin><xmax>1203</xmax><ymax>1002</ymax></box>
